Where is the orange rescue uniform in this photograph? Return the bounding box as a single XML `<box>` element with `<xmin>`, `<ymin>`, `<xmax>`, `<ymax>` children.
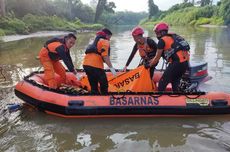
<box><xmin>157</xmin><ymin>34</ymin><xmax>190</xmax><ymax>92</ymax></box>
<box><xmin>83</xmin><ymin>39</ymin><xmax>110</xmax><ymax>69</ymax></box>
<box><xmin>161</xmin><ymin>36</ymin><xmax>190</xmax><ymax>63</ymax></box>
<box><xmin>39</xmin><ymin>42</ymin><xmax>72</xmax><ymax>88</ymax></box>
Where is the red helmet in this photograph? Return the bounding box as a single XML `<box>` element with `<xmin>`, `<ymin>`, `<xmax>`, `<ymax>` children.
<box><xmin>132</xmin><ymin>26</ymin><xmax>144</xmax><ymax>36</ymax></box>
<box><xmin>153</xmin><ymin>22</ymin><xmax>169</xmax><ymax>33</ymax></box>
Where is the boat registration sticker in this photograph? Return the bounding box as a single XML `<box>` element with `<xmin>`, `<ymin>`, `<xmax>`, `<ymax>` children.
<box><xmin>186</xmin><ymin>98</ymin><xmax>209</xmax><ymax>106</ymax></box>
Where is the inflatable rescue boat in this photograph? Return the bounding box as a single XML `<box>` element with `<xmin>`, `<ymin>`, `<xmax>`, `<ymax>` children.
<box><xmin>14</xmin><ymin>63</ymin><xmax>230</xmax><ymax>118</ymax></box>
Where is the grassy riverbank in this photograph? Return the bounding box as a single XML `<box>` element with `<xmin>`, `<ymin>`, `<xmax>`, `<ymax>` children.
<box><xmin>0</xmin><ymin>14</ymin><xmax>103</xmax><ymax>36</ymax></box>
<box><xmin>142</xmin><ymin>6</ymin><xmax>224</xmax><ymax>26</ymax></box>
<box><xmin>141</xmin><ymin>0</ymin><xmax>230</xmax><ymax>27</ymax></box>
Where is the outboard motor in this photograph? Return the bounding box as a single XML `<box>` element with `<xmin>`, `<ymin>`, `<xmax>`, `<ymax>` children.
<box><xmin>179</xmin><ymin>62</ymin><xmax>211</xmax><ymax>92</ymax></box>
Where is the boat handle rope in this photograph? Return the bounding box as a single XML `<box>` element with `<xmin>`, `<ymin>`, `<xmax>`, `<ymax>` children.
<box><xmin>168</xmin><ymin>94</ymin><xmax>181</xmax><ymax>97</ymax></box>
<box><xmin>110</xmin><ymin>94</ymin><xmax>126</xmax><ymax>100</ymax></box>
<box><xmin>149</xmin><ymin>94</ymin><xmax>163</xmax><ymax>98</ymax></box>
<box><xmin>154</xmin><ymin>92</ymin><xmax>204</xmax><ymax>99</ymax></box>
<box><xmin>184</xmin><ymin>93</ymin><xmax>203</xmax><ymax>99</ymax></box>
<box><xmin>110</xmin><ymin>90</ymin><xmax>133</xmax><ymax>100</ymax></box>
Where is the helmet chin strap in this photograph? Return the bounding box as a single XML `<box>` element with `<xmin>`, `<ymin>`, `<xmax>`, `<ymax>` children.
<box><xmin>138</xmin><ymin>37</ymin><xmax>145</xmax><ymax>44</ymax></box>
<box><xmin>157</xmin><ymin>31</ymin><xmax>168</xmax><ymax>39</ymax></box>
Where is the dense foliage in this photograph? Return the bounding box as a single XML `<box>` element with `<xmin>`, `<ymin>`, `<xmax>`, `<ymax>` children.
<box><xmin>218</xmin><ymin>0</ymin><xmax>230</xmax><ymax>25</ymax></box>
<box><xmin>148</xmin><ymin>0</ymin><xmax>159</xmax><ymax>19</ymax></box>
<box><xmin>0</xmin><ymin>0</ymin><xmax>147</xmax><ymax>35</ymax></box>
<box><xmin>162</xmin><ymin>6</ymin><xmax>222</xmax><ymax>25</ymax></box>
<box><xmin>142</xmin><ymin>0</ymin><xmax>229</xmax><ymax>26</ymax></box>
<box><xmin>0</xmin><ymin>28</ymin><xmax>5</xmax><ymax>36</ymax></box>
<box><xmin>99</xmin><ymin>11</ymin><xmax>148</xmax><ymax>25</ymax></box>
<box><xmin>0</xmin><ymin>14</ymin><xmax>103</xmax><ymax>35</ymax></box>
<box><xmin>6</xmin><ymin>0</ymin><xmax>95</xmax><ymax>23</ymax></box>
<box><xmin>0</xmin><ymin>0</ymin><xmax>229</xmax><ymax>36</ymax></box>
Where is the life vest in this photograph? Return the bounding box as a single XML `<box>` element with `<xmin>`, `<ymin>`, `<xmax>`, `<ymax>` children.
<box><xmin>45</xmin><ymin>41</ymin><xmax>68</xmax><ymax>61</ymax></box>
<box><xmin>45</xmin><ymin>37</ymin><xmax>65</xmax><ymax>45</ymax></box>
<box><xmin>85</xmin><ymin>35</ymin><xmax>111</xmax><ymax>56</ymax></box>
<box><xmin>137</xmin><ymin>37</ymin><xmax>156</xmax><ymax>60</ymax></box>
<box><xmin>162</xmin><ymin>34</ymin><xmax>190</xmax><ymax>62</ymax></box>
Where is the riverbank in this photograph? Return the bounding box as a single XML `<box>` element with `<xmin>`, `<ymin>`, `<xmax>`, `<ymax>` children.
<box><xmin>0</xmin><ymin>14</ymin><xmax>103</xmax><ymax>37</ymax></box>
<box><xmin>141</xmin><ymin>2</ymin><xmax>229</xmax><ymax>27</ymax></box>
<box><xmin>1</xmin><ymin>30</ymin><xmax>94</xmax><ymax>42</ymax></box>
<box><xmin>1</xmin><ymin>31</ymin><xmax>69</xmax><ymax>42</ymax></box>
<box><xmin>142</xmin><ymin>14</ymin><xmax>224</xmax><ymax>27</ymax></box>
<box><xmin>199</xmin><ymin>24</ymin><xmax>228</xmax><ymax>28</ymax></box>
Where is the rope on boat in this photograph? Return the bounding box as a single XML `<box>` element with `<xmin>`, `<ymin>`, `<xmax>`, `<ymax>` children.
<box><xmin>110</xmin><ymin>90</ymin><xmax>133</xmax><ymax>100</ymax></box>
<box><xmin>184</xmin><ymin>93</ymin><xmax>203</xmax><ymax>99</ymax></box>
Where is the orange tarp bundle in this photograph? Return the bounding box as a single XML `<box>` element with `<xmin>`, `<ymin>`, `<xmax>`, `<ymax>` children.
<box><xmin>79</xmin><ymin>75</ymin><xmax>91</xmax><ymax>90</ymax></box>
<box><xmin>80</xmin><ymin>65</ymin><xmax>156</xmax><ymax>92</ymax></box>
<box><xmin>108</xmin><ymin>65</ymin><xmax>155</xmax><ymax>92</ymax></box>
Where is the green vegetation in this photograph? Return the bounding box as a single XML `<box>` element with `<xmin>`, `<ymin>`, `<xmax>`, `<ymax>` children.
<box><xmin>0</xmin><ymin>0</ymin><xmax>147</xmax><ymax>35</ymax></box>
<box><xmin>219</xmin><ymin>0</ymin><xmax>230</xmax><ymax>25</ymax></box>
<box><xmin>142</xmin><ymin>0</ymin><xmax>229</xmax><ymax>26</ymax></box>
<box><xmin>0</xmin><ymin>0</ymin><xmax>105</xmax><ymax>35</ymax></box>
<box><xmin>0</xmin><ymin>14</ymin><xmax>103</xmax><ymax>35</ymax></box>
<box><xmin>148</xmin><ymin>0</ymin><xmax>159</xmax><ymax>19</ymax></box>
<box><xmin>161</xmin><ymin>6</ymin><xmax>223</xmax><ymax>26</ymax></box>
<box><xmin>0</xmin><ymin>28</ymin><xmax>4</xmax><ymax>36</ymax></box>
<box><xmin>94</xmin><ymin>0</ymin><xmax>116</xmax><ymax>23</ymax></box>
<box><xmin>194</xmin><ymin>17</ymin><xmax>224</xmax><ymax>25</ymax></box>
<box><xmin>100</xmin><ymin>11</ymin><xmax>147</xmax><ymax>25</ymax></box>
<box><xmin>22</xmin><ymin>14</ymin><xmax>103</xmax><ymax>32</ymax></box>
<box><xmin>0</xmin><ymin>0</ymin><xmax>228</xmax><ymax>35</ymax></box>
<box><xmin>0</xmin><ymin>15</ymin><xmax>28</xmax><ymax>35</ymax></box>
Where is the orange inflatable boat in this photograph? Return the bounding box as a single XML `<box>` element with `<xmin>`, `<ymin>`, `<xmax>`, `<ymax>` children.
<box><xmin>14</xmin><ymin>68</ymin><xmax>230</xmax><ymax>118</ymax></box>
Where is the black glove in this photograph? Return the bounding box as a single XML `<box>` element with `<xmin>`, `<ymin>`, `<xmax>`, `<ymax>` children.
<box><xmin>144</xmin><ymin>62</ymin><xmax>150</xmax><ymax>69</ymax></box>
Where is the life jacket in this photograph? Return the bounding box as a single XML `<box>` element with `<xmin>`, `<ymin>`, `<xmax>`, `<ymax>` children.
<box><xmin>45</xmin><ymin>37</ymin><xmax>65</xmax><ymax>46</ymax></box>
<box><xmin>137</xmin><ymin>37</ymin><xmax>156</xmax><ymax>60</ymax></box>
<box><xmin>44</xmin><ymin>39</ymin><xmax>68</xmax><ymax>61</ymax></box>
<box><xmin>85</xmin><ymin>35</ymin><xmax>111</xmax><ymax>56</ymax></box>
<box><xmin>162</xmin><ymin>33</ymin><xmax>190</xmax><ymax>62</ymax></box>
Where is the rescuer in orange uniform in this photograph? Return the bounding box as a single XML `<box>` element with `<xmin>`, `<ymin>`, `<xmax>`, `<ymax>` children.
<box><xmin>149</xmin><ymin>22</ymin><xmax>190</xmax><ymax>92</ymax></box>
<box><xmin>123</xmin><ymin>26</ymin><xmax>157</xmax><ymax>79</ymax></box>
<box><xmin>83</xmin><ymin>28</ymin><xmax>116</xmax><ymax>94</ymax></box>
<box><xmin>39</xmin><ymin>33</ymin><xmax>77</xmax><ymax>89</ymax></box>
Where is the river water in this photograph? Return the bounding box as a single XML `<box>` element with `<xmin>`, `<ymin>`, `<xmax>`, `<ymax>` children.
<box><xmin>0</xmin><ymin>26</ymin><xmax>230</xmax><ymax>151</ymax></box>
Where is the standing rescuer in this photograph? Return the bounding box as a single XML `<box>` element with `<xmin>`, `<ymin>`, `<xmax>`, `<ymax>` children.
<box><xmin>83</xmin><ymin>28</ymin><xmax>116</xmax><ymax>94</ymax></box>
<box><xmin>149</xmin><ymin>22</ymin><xmax>190</xmax><ymax>92</ymax></box>
<box><xmin>123</xmin><ymin>26</ymin><xmax>157</xmax><ymax>79</ymax></box>
<box><xmin>38</xmin><ymin>33</ymin><xmax>77</xmax><ymax>89</ymax></box>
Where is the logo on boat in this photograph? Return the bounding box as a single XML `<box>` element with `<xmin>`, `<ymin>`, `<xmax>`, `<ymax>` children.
<box><xmin>113</xmin><ymin>72</ymin><xmax>140</xmax><ymax>89</ymax></box>
<box><xmin>186</xmin><ymin>98</ymin><xmax>209</xmax><ymax>106</ymax></box>
<box><xmin>110</xmin><ymin>96</ymin><xmax>159</xmax><ymax>106</ymax></box>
